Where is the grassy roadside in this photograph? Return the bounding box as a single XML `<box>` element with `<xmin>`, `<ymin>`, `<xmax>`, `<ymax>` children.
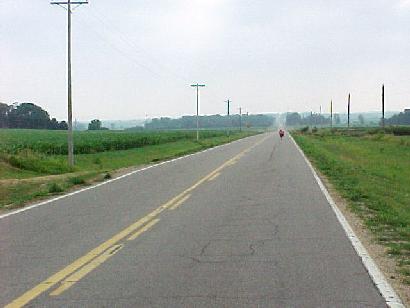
<box><xmin>0</xmin><ymin>131</ymin><xmax>259</xmax><ymax>209</ymax></box>
<box><xmin>292</xmin><ymin>129</ymin><xmax>410</xmax><ymax>285</ymax></box>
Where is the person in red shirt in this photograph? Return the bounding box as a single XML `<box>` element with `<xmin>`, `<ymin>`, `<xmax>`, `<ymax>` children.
<box><xmin>279</xmin><ymin>129</ymin><xmax>285</xmax><ymax>140</ymax></box>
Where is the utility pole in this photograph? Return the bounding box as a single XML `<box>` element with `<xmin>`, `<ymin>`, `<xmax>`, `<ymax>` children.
<box><xmin>319</xmin><ymin>105</ymin><xmax>322</xmax><ymax>127</ymax></box>
<box><xmin>51</xmin><ymin>0</ymin><xmax>88</xmax><ymax>167</ymax></box>
<box><xmin>382</xmin><ymin>84</ymin><xmax>385</xmax><ymax>129</ymax></box>
<box><xmin>190</xmin><ymin>83</ymin><xmax>205</xmax><ymax>141</ymax></box>
<box><xmin>330</xmin><ymin>100</ymin><xmax>333</xmax><ymax>128</ymax></box>
<box><xmin>347</xmin><ymin>93</ymin><xmax>351</xmax><ymax>128</ymax></box>
<box><xmin>239</xmin><ymin>107</ymin><xmax>242</xmax><ymax>132</ymax></box>
<box><xmin>225</xmin><ymin>99</ymin><xmax>230</xmax><ymax>136</ymax></box>
<box><xmin>310</xmin><ymin>111</ymin><xmax>313</xmax><ymax>128</ymax></box>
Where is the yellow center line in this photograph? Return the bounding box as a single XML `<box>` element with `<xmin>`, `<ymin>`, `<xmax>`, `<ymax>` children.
<box><xmin>6</xmin><ymin>134</ymin><xmax>269</xmax><ymax>308</ymax></box>
<box><xmin>127</xmin><ymin>218</ymin><xmax>160</xmax><ymax>241</ymax></box>
<box><xmin>169</xmin><ymin>194</ymin><xmax>191</xmax><ymax>210</ymax></box>
<box><xmin>49</xmin><ymin>244</ymin><xmax>123</xmax><ymax>297</ymax></box>
<box><xmin>207</xmin><ymin>172</ymin><xmax>221</xmax><ymax>182</ymax></box>
<box><xmin>5</xmin><ymin>212</ymin><xmax>157</xmax><ymax>308</ymax></box>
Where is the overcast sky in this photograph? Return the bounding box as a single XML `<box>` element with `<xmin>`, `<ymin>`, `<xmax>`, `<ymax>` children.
<box><xmin>1</xmin><ymin>0</ymin><xmax>410</xmax><ymax>120</ymax></box>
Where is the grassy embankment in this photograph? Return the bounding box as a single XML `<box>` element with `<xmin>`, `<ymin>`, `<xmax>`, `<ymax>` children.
<box><xmin>292</xmin><ymin>128</ymin><xmax>410</xmax><ymax>284</ymax></box>
<box><xmin>0</xmin><ymin>129</ymin><xmax>260</xmax><ymax>209</ymax></box>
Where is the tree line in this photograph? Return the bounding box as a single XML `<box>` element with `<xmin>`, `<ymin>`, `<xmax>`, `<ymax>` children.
<box><xmin>286</xmin><ymin>112</ymin><xmax>339</xmax><ymax>126</ymax></box>
<box><xmin>144</xmin><ymin>114</ymin><xmax>275</xmax><ymax>130</ymax></box>
<box><xmin>385</xmin><ymin>110</ymin><xmax>410</xmax><ymax>125</ymax></box>
<box><xmin>286</xmin><ymin>110</ymin><xmax>410</xmax><ymax>127</ymax></box>
<box><xmin>0</xmin><ymin>102</ymin><xmax>68</xmax><ymax>130</ymax></box>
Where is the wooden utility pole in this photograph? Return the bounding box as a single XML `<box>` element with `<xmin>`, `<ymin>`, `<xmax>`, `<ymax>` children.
<box><xmin>319</xmin><ymin>105</ymin><xmax>322</xmax><ymax>127</ymax></box>
<box><xmin>330</xmin><ymin>100</ymin><xmax>333</xmax><ymax>128</ymax></box>
<box><xmin>225</xmin><ymin>99</ymin><xmax>230</xmax><ymax>136</ymax></box>
<box><xmin>190</xmin><ymin>83</ymin><xmax>205</xmax><ymax>141</ymax></box>
<box><xmin>382</xmin><ymin>84</ymin><xmax>385</xmax><ymax>129</ymax></box>
<box><xmin>51</xmin><ymin>0</ymin><xmax>88</xmax><ymax>167</ymax></box>
<box><xmin>239</xmin><ymin>107</ymin><xmax>242</xmax><ymax>132</ymax></box>
<box><xmin>347</xmin><ymin>93</ymin><xmax>351</xmax><ymax>128</ymax></box>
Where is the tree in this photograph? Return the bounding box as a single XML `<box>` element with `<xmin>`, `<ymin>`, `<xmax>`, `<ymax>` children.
<box><xmin>0</xmin><ymin>102</ymin><xmax>68</xmax><ymax>130</ymax></box>
<box><xmin>0</xmin><ymin>102</ymin><xmax>10</xmax><ymax>128</ymax></box>
<box><xmin>88</xmin><ymin>119</ymin><xmax>102</xmax><ymax>130</ymax></box>
<box><xmin>358</xmin><ymin>114</ymin><xmax>365</xmax><ymax>125</ymax></box>
<box><xmin>8</xmin><ymin>103</ymin><xmax>51</xmax><ymax>129</ymax></box>
<box><xmin>144</xmin><ymin>114</ymin><xmax>275</xmax><ymax>130</ymax></box>
<box><xmin>286</xmin><ymin>113</ymin><xmax>302</xmax><ymax>126</ymax></box>
<box><xmin>58</xmin><ymin>121</ymin><xmax>68</xmax><ymax>130</ymax></box>
<box><xmin>385</xmin><ymin>110</ymin><xmax>410</xmax><ymax>125</ymax></box>
<box><xmin>88</xmin><ymin>119</ymin><xmax>108</xmax><ymax>130</ymax></box>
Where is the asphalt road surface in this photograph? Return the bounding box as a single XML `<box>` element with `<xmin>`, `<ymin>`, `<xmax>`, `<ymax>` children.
<box><xmin>0</xmin><ymin>133</ymin><xmax>387</xmax><ymax>307</ymax></box>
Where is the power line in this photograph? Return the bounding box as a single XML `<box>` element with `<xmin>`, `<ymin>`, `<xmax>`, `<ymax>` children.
<box><xmin>89</xmin><ymin>7</ymin><xmax>190</xmax><ymax>84</ymax></box>
<box><xmin>83</xmin><ymin>7</ymin><xmax>225</xmax><ymax>105</ymax></box>
<box><xmin>55</xmin><ymin>3</ymin><xmax>226</xmax><ymax>119</ymax></box>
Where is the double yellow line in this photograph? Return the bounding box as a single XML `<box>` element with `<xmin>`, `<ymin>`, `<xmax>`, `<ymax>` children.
<box><xmin>6</xmin><ymin>135</ymin><xmax>268</xmax><ymax>307</ymax></box>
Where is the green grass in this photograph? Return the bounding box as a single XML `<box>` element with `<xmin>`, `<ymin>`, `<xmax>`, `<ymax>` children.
<box><xmin>0</xmin><ymin>129</ymin><xmax>259</xmax><ymax>209</ymax></box>
<box><xmin>293</xmin><ymin>128</ymin><xmax>410</xmax><ymax>284</ymax></box>
<box><xmin>48</xmin><ymin>182</ymin><xmax>64</xmax><ymax>194</ymax></box>
<box><xmin>0</xmin><ymin>129</ymin><xmax>236</xmax><ymax>155</ymax></box>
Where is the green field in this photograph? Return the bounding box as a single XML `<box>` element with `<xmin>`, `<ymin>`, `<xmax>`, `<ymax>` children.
<box><xmin>293</xmin><ymin>128</ymin><xmax>410</xmax><ymax>284</ymax></box>
<box><xmin>0</xmin><ymin>129</ymin><xmax>238</xmax><ymax>155</ymax></box>
<box><xmin>0</xmin><ymin>129</ymin><xmax>260</xmax><ymax>208</ymax></box>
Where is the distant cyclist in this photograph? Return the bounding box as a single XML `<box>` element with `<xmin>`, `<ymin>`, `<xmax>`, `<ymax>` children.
<box><xmin>279</xmin><ymin>129</ymin><xmax>285</xmax><ymax>140</ymax></box>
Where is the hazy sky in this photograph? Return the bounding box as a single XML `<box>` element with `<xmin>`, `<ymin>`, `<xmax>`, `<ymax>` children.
<box><xmin>1</xmin><ymin>0</ymin><xmax>410</xmax><ymax>120</ymax></box>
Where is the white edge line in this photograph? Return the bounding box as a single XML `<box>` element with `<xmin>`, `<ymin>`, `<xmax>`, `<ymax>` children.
<box><xmin>289</xmin><ymin>134</ymin><xmax>404</xmax><ymax>308</ymax></box>
<box><xmin>0</xmin><ymin>134</ymin><xmax>262</xmax><ymax>220</ymax></box>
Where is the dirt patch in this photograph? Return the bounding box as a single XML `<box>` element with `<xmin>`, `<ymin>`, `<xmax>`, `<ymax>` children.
<box><xmin>316</xmin><ymin>170</ymin><xmax>410</xmax><ymax>306</ymax></box>
<box><xmin>0</xmin><ymin>172</ymin><xmax>89</xmax><ymax>186</ymax></box>
<box><xmin>0</xmin><ymin>163</ymin><xmax>151</xmax><ymax>216</ymax></box>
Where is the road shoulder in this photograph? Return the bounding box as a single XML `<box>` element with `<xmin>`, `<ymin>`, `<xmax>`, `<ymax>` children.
<box><xmin>317</xmin><ymin>170</ymin><xmax>410</xmax><ymax>307</ymax></box>
<box><xmin>290</xmin><ymin>134</ymin><xmax>408</xmax><ymax>307</ymax></box>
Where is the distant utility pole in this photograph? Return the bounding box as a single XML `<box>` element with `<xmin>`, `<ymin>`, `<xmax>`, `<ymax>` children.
<box><xmin>347</xmin><ymin>93</ymin><xmax>351</xmax><ymax>128</ymax></box>
<box><xmin>190</xmin><ymin>83</ymin><xmax>205</xmax><ymax>141</ymax></box>
<box><xmin>319</xmin><ymin>105</ymin><xmax>322</xmax><ymax>127</ymax></box>
<box><xmin>239</xmin><ymin>107</ymin><xmax>242</xmax><ymax>132</ymax></box>
<box><xmin>330</xmin><ymin>100</ymin><xmax>333</xmax><ymax>128</ymax></box>
<box><xmin>382</xmin><ymin>84</ymin><xmax>385</xmax><ymax>129</ymax></box>
<box><xmin>225</xmin><ymin>99</ymin><xmax>230</xmax><ymax>136</ymax></box>
<box><xmin>310</xmin><ymin>111</ymin><xmax>313</xmax><ymax>127</ymax></box>
<box><xmin>51</xmin><ymin>0</ymin><xmax>88</xmax><ymax>167</ymax></box>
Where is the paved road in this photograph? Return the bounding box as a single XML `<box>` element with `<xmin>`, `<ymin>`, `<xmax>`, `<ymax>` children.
<box><xmin>0</xmin><ymin>133</ymin><xmax>386</xmax><ymax>307</ymax></box>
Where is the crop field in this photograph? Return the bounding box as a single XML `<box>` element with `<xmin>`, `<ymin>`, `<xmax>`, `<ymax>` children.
<box><xmin>0</xmin><ymin>129</ymin><xmax>233</xmax><ymax>155</ymax></box>
<box><xmin>0</xmin><ymin>129</ymin><xmax>259</xmax><ymax>208</ymax></box>
<box><xmin>293</xmin><ymin>128</ymin><xmax>410</xmax><ymax>284</ymax></box>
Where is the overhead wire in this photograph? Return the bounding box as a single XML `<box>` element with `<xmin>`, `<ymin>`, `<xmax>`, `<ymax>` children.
<box><xmin>87</xmin><ymin>6</ymin><xmax>228</xmax><ymax>108</ymax></box>
<box><xmin>89</xmin><ymin>6</ymin><xmax>191</xmax><ymax>84</ymax></box>
<box><xmin>68</xmin><ymin>5</ymin><xmax>234</xmax><ymax>115</ymax></box>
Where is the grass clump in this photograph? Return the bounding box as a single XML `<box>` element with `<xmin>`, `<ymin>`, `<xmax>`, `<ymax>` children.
<box><xmin>6</xmin><ymin>150</ymin><xmax>71</xmax><ymax>174</ymax></box>
<box><xmin>68</xmin><ymin>176</ymin><xmax>86</xmax><ymax>185</ymax></box>
<box><xmin>48</xmin><ymin>182</ymin><xmax>64</xmax><ymax>194</ymax></box>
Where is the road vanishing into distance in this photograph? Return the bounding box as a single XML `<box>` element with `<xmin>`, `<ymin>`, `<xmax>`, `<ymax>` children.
<box><xmin>0</xmin><ymin>133</ymin><xmax>387</xmax><ymax>307</ymax></box>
